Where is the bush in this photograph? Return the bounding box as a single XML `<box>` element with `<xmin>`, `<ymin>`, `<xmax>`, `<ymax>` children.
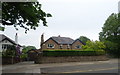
<box><xmin>2</xmin><ymin>45</ymin><xmax>17</xmax><ymax>57</ymax></box>
<box><xmin>104</xmin><ymin>41</ymin><xmax>120</xmax><ymax>58</ymax></box>
<box><xmin>82</xmin><ymin>41</ymin><xmax>106</xmax><ymax>50</ymax></box>
<box><xmin>43</xmin><ymin>50</ymin><xmax>105</xmax><ymax>57</ymax></box>
<box><xmin>2</xmin><ymin>49</ymin><xmax>16</xmax><ymax>57</ymax></box>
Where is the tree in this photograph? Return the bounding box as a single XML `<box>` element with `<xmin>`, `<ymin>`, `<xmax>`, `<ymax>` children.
<box><xmin>99</xmin><ymin>13</ymin><xmax>119</xmax><ymax>42</ymax></box>
<box><xmin>21</xmin><ymin>46</ymin><xmax>36</xmax><ymax>60</ymax></box>
<box><xmin>82</xmin><ymin>41</ymin><xmax>106</xmax><ymax>51</ymax></box>
<box><xmin>22</xmin><ymin>46</ymin><xmax>36</xmax><ymax>53</ymax></box>
<box><xmin>79</xmin><ymin>36</ymin><xmax>90</xmax><ymax>44</ymax></box>
<box><xmin>1</xmin><ymin>2</ymin><xmax>52</xmax><ymax>33</ymax></box>
<box><xmin>99</xmin><ymin>13</ymin><xmax>120</xmax><ymax>57</ymax></box>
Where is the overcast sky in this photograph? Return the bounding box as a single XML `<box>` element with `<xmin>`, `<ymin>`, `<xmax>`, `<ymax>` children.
<box><xmin>0</xmin><ymin>0</ymin><xmax>119</xmax><ymax>49</ymax></box>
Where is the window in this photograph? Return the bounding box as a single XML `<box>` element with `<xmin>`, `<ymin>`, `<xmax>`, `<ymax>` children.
<box><xmin>67</xmin><ymin>44</ymin><xmax>70</xmax><ymax>49</ymax></box>
<box><xmin>47</xmin><ymin>44</ymin><xmax>55</xmax><ymax>48</ymax></box>
<box><xmin>75</xmin><ymin>45</ymin><xmax>81</xmax><ymax>49</ymax></box>
<box><xmin>60</xmin><ymin>44</ymin><xmax>63</xmax><ymax>49</ymax></box>
<box><xmin>2</xmin><ymin>44</ymin><xmax>11</xmax><ymax>50</ymax></box>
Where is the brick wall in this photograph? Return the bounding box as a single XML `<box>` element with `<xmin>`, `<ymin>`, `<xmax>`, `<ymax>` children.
<box><xmin>35</xmin><ymin>55</ymin><xmax>109</xmax><ymax>64</ymax></box>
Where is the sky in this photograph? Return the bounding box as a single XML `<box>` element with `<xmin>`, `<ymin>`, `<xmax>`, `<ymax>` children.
<box><xmin>0</xmin><ymin>0</ymin><xmax>119</xmax><ymax>49</ymax></box>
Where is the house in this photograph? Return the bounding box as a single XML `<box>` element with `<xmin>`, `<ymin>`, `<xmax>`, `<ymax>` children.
<box><xmin>0</xmin><ymin>34</ymin><xmax>22</xmax><ymax>52</ymax></box>
<box><xmin>41</xmin><ymin>34</ymin><xmax>85</xmax><ymax>50</ymax></box>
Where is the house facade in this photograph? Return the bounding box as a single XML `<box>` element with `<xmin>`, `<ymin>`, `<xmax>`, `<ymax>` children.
<box><xmin>41</xmin><ymin>35</ymin><xmax>85</xmax><ymax>50</ymax></box>
<box><xmin>0</xmin><ymin>34</ymin><xmax>22</xmax><ymax>52</ymax></box>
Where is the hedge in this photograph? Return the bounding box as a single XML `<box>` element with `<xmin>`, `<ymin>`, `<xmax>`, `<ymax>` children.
<box><xmin>43</xmin><ymin>50</ymin><xmax>106</xmax><ymax>56</ymax></box>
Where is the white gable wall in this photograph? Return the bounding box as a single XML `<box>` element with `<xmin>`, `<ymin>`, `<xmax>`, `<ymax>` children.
<box><xmin>2</xmin><ymin>40</ymin><xmax>14</xmax><ymax>45</ymax></box>
<box><xmin>0</xmin><ymin>40</ymin><xmax>15</xmax><ymax>52</ymax></box>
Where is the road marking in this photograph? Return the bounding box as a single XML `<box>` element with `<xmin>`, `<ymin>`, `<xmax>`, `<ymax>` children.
<box><xmin>61</xmin><ymin>67</ymin><xmax>118</xmax><ymax>73</ymax></box>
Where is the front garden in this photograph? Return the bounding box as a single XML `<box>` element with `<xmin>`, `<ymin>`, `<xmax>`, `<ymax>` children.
<box><xmin>43</xmin><ymin>41</ymin><xmax>106</xmax><ymax>57</ymax></box>
<box><xmin>35</xmin><ymin>41</ymin><xmax>108</xmax><ymax>64</ymax></box>
<box><xmin>2</xmin><ymin>45</ymin><xmax>21</xmax><ymax>64</ymax></box>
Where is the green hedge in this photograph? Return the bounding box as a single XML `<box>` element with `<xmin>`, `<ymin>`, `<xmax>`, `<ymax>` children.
<box><xmin>43</xmin><ymin>50</ymin><xmax>106</xmax><ymax>56</ymax></box>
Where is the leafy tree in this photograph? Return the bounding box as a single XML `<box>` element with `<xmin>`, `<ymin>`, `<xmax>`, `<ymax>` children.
<box><xmin>82</xmin><ymin>41</ymin><xmax>106</xmax><ymax>51</ymax></box>
<box><xmin>21</xmin><ymin>45</ymin><xmax>36</xmax><ymax>60</ymax></box>
<box><xmin>1</xmin><ymin>2</ymin><xmax>52</xmax><ymax>33</ymax></box>
<box><xmin>79</xmin><ymin>36</ymin><xmax>90</xmax><ymax>44</ymax></box>
<box><xmin>99</xmin><ymin>13</ymin><xmax>119</xmax><ymax>41</ymax></box>
<box><xmin>22</xmin><ymin>46</ymin><xmax>36</xmax><ymax>53</ymax></box>
<box><xmin>99</xmin><ymin>13</ymin><xmax>120</xmax><ymax>57</ymax></box>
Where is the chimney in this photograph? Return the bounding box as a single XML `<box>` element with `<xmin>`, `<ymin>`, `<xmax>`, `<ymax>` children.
<box><xmin>40</xmin><ymin>33</ymin><xmax>44</xmax><ymax>49</ymax></box>
<box><xmin>58</xmin><ymin>35</ymin><xmax>61</xmax><ymax>37</ymax></box>
<box><xmin>15</xmin><ymin>33</ymin><xmax>18</xmax><ymax>44</ymax></box>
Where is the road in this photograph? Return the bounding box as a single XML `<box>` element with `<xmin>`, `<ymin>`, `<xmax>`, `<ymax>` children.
<box><xmin>1</xmin><ymin>59</ymin><xmax>119</xmax><ymax>75</ymax></box>
<box><xmin>40</xmin><ymin>60</ymin><xmax>119</xmax><ymax>73</ymax></box>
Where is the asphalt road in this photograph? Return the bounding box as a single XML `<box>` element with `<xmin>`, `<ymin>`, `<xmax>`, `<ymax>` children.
<box><xmin>1</xmin><ymin>59</ymin><xmax>119</xmax><ymax>75</ymax></box>
<box><xmin>41</xmin><ymin>61</ymin><xmax>119</xmax><ymax>74</ymax></box>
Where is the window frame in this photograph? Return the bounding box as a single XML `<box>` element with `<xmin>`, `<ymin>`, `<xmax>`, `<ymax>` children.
<box><xmin>60</xmin><ymin>44</ymin><xmax>63</xmax><ymax>49</ymax></box>
<box><xmin>47</xmin><ymin>44</ymin><xmax>55</xmax><ymax>48</ymax></box>
<box><xmin>67</xmin><ymin>44</ymin><xmax>70</xmax><ymax>49</ymax></box>
<box><xmin>75</xmin><ymin>45</ymin><xmax>81</xmax><ymax>49</ymax></box>
<box><xmin>2</xmin><ymin>44</ymin><xmax>11</xmax><ymax>50</ymax></box>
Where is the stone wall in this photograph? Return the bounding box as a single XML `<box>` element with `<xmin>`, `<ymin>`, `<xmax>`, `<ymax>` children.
<box><xmin>35</xmin><ymin>55</ymin><xmax>109</xmax><ymax>64</ymax></box>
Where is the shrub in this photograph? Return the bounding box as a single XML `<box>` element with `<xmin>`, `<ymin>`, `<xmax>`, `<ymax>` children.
<box><xmin>82</xmin><ymin>41</ymin><xmax>106</xmax><ymax>50</ymax></box>
<box><xmin>20</xmin><ymin>53</ymin><xmax>27</xmax><ymax>59</ymax></box>
<box><xmin>2</xmin><ymin>45</ymin><xmax>20</xmax><ymax>58</ymax></box>
<box><xmin>43</xmin><ymin>49</ymin><xmax>105</xmax><ymax>56</ymax></box>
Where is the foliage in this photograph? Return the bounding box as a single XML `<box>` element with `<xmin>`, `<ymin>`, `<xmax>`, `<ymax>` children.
<box><xmin>22</xmin><ymin>46</ymin><xmax>36</xmax><ymax>53</ymax></box>
<box><xmin>0</xmin><ymin>52</ymin><xmax>2</xmax><ymax>57</ymax></box>
<box><xmin>2</xmin><ymin>45</ymin><xmax>16</xmax><ymax>57</ymax></box>
<box><xmin>43</xmin><ymin>49</ymin><xmax>83</xmax><ymax>51</ymax></box>
<box><xmin>104</xmin><ymin>41</ymin><xmax>119</xmax><ymax>58</ymax></box>
<box><xmin>99</xmin><ymin>13</ymin><xmax>120</xmax><ymax>58</ymax></box>
<box><xmin>0</xmin><ymin>26</ymin><xmax>4</xmax><ymax>31</ymax></box>
<box><xmin>43</xmin><ymin>50</ymin><xmax>105</xmax><ymax>56</ymax></box>
<box><xmin>99</xmin><ymin>13</ymin><xmax>119</xmax><ymax>41</ymax></box>
<box><xmin>82</xmin><ymin>41</ymin><xmax>106</xmax><ymax>50</ymax></box>
<box><xmin>2</xmin><ymin>2</ymin><xmax>52</xmax><ymax>33</ymax></box>
<box><xmin>79</xmin><ymin>36</ymin><xmax>90</xmax><ymax>44</ymax></box>
<box><xmin>21</xmin><ymin>46</ymin><xmax>36</xmax><ymax>60</ymax></box>
<box><xmin>20</xmin><ymin>53</ymin><xmax>27</xmax><ymax>59</ymax></box>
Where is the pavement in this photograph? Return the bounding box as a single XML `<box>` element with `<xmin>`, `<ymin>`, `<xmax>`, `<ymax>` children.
<box><xmin>0</xmin><ymin>59</ymin><xmax>119</xmax><ymax>74</ymax></box>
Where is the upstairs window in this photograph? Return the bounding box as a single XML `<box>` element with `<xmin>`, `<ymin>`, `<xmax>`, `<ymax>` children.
<box><xmin>75</xmin><ymin>45</ymin><xmax>81</xmax><ymax>49</ymax></box>
<box><xmin>47</xmin><ymin>44</ymin><xmax>55</xmax><ymax>48</ymax></box>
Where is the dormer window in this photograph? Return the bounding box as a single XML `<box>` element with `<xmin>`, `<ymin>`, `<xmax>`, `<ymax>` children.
<box><xmin>47</xmin><ymin>44</ymin><xmax>55</xmax><ymax>48</ymax></box>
